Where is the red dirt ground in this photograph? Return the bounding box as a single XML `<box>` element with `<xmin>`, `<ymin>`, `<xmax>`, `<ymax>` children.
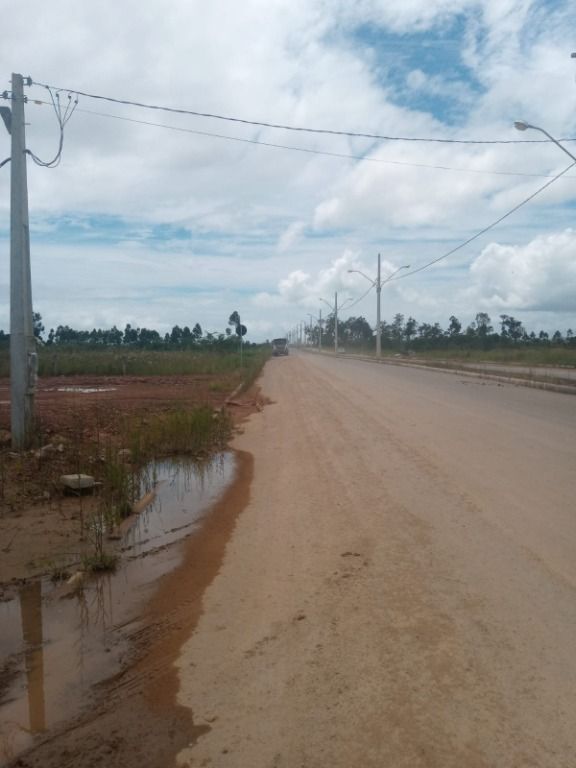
<box><xmin>0</xmin><ymin>373</ymin><xmax>251</xmax><ymax>588</ymax></box>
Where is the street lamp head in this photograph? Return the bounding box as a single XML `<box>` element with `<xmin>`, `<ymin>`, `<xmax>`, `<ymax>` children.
<box><xmin>514</xmin><ymin>121</ymin><xmax>530</xmax><ymax>131</ymax></box>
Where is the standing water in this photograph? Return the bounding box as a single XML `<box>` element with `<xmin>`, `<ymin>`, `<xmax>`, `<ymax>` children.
<box><xmin>0</xmin><ymin>451</ymin><xmax>235</xmax><ymax>765</ymax></box>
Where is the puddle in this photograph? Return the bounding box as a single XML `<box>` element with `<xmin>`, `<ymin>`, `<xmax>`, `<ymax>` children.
<box><xmin>0</xmin><ymin>451</ymin><xmax>235</xmax><ymax>766</ymax></box>
<box><xmin>54</xmin><ymin>386</ymin><xmax>118</xmax><ymax>394</ymax></box>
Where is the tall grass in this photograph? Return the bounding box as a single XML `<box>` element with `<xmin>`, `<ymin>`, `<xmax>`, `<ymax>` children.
<box><xmin>411</xmin><ymin>347</ymin><xmax>576</xmax><ymax>367</ymax></box>
<box><xmin>0</xmin><ymin>344</ymin><xmax>270</xmax><ymax>378</ymax></box>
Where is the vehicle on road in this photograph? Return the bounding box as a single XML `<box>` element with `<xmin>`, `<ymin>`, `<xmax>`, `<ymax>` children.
<box><xmin>272</xmin><ymin>338</ymin><xmax>289</xmax><ymax>356</ymax></box>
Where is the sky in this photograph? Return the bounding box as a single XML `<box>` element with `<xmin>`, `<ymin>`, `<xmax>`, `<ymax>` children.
<box><xmin>1</xmin><ymin>0</ymin><xmax>576</xmax><ymax>342</ymax></box>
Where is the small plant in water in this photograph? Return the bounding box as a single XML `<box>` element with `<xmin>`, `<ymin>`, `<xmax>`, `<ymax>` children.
<box><xmin>82</xmin><ymin>551</ymin><xmax>118</xmax><ymax>573</ymax></box>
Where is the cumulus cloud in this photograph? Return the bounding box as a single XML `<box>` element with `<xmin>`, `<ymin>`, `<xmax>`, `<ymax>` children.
<box><xmin>466</xmin><ymin>229</ymin><xmax>576</xmax><ymax>312</ymax></box>
<box><xmin>1</xmin><ymin>0</ymin><xmax>575</xmax><ymax>339</ymax></box>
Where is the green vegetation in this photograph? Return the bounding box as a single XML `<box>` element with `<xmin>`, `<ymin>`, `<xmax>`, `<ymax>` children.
<box><xmin>0</xmin><ymin>337</ymin><xmax>270</xmax><ymax>378</ymax></box>
<box><xmin>81</xmin><ymin>551</ymin><xmax>118</xmax><ymax>573</ymax></box>
<box><xmin>0</xmin><ymin>313</ymin><xmax>270</xmax><ymax>378</ymax></box>
<box><xmin>308</xmin><ymin>311</ymin><xmax>576</xmax><ymax>365</ymax></box>
<box><xmin>0</xmin><ymin>316</ymin><xmax>271</xmax><ymax>576</ymax></box>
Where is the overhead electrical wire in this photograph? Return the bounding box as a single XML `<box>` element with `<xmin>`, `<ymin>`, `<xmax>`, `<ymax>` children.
<box><xmin>27</xmin><ymin>99</ymin><xmax>576</xmax><ymax>181</ymax></box>
<box><xmin>26</xmin><ymin>85</ymin><xmax>78</xmax><ymax>168</ymax></box>
<box><xmin>394</xmin><ymin>161</ymin><xmax>576</xmax><ymax>280</ymax></box>
<box><xmin>339</xmin><ymin>160</ymin><xmax>576</xmax><ymax>309</ymax></box>
<box><xmin>30</xmin><ymin>78</ymin><xmax>576</xmax><ymax>146</ymax></box>
<box><xmin>340</xmin><ymin>282</ymin><xmax>377</xmax><ymax>311</ymax></box>
<box><xmin>20</xmin><ymin>79</ymin><xmax>576</xmax><ymax>292</ymax></box>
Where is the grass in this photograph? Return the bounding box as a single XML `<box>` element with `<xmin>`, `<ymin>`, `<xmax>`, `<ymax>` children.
<box><xmin>0</xmin><ymin>344</ymin><xmax>270</xmax><ymax>378</ymax></box>
<box><xmin>406</xmin><ymin>347</ymin><xmax>576</xmax><ymax>367</ymax></box>
<box><xmin>81</xmin><ymin>552</ymin><xmax>118</xmax><ymax>573</ymax></box>
<box><xmin>1</xmin><ymin>343</ymin><xmax>270</xmax><ymax>576</ymax></box>
<box><xmin>337</xmin><ymin>345</ymin><xmax>576</xmax><ymax>368</ymax></box>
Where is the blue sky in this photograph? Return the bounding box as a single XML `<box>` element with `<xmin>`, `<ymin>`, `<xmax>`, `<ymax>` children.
<box><xmin>1</xmin><ymin>0</ymin><xmax>576</xmax><ymax>341</ymax></box>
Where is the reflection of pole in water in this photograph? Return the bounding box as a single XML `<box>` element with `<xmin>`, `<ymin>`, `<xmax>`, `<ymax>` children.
<box><xmin>19</xmin><ymin>581</ymin><xmax>46</xmax><ymax>733</ymax></box>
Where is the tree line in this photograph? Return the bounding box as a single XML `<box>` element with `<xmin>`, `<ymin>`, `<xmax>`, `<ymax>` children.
<box><xmin>0</xmin><ymin>313</ymin><xmax>251</xmax><ymax>349</ymax></box>
<box><xmin>308</xmin><ymin>312</ymin><xmax>576</xmax><ymax>350</ymax></box>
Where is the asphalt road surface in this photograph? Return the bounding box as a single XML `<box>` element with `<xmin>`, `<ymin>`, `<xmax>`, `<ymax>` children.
<box><xmin>176</xmin><ymin>352</ymin><xmax>576</xmax><ymax>767</ymax></box>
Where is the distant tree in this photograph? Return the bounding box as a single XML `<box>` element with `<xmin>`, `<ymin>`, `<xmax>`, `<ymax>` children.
<box><xmin>500</xmin><ymin>314</ymin><xmax>524</xmax><ymax>342</ymax></box>
<box><xmin>447</xmin><ymin>315</ymin><xmax>462</xmax><ymax>338</ymax></box>
<box><xmin>192</xmin><ymin>323</ymin><xmax>202</xmax><ymax>340</ymax></box>
<box><xmin>391</xmin><ymin>313</ymin><xmax>404</xmax><ymax>344</ymax></box>
<box><xmin>341</xmin><ymin>316</ymin><xmax>373</xmax><ymax>345</ymax></box>
<box><xmin>170</xmin><ymin>325</ymin><xmax>183</xmax><ymax>345</ymax></box>
<box><xmin>228</xmin><ymin>311</ymin><xmax>240</xmax><ymax>327</ymax></box>
<box><xmin>404</xmin><ymin>317</ymin><xmax>417</xmax><ymax>345</ymax></box>
<box><xmin>33</xmin><ymin>312</ymin><xmax>44</xmax><ymax>342</ymax></box>
<box><xmin>123</xmin><ymin>323</ymin><xmax>139</xmax><ymax>344</ymax></box>
<box><xmin>139</xmin><ymin>327</ymin><xmax>161</xmax><ymax>346</ymax></box>
<box><xmin>475</xmin><ymin>312</ymin><xmax>493</xmax><ymax>337</ymax></box>
<box><xmin>552</xmin><ymin>330</ymin><xmax>563</xmax><ymax>344</ymax></box>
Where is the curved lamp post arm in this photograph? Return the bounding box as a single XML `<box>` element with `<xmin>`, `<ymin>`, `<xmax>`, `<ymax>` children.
<box><xmin>347</xmin><ymin>268</ymin><xmax>375</xmax><ymax>287</ymax></box>
<box><xmin>514</xmin><ymin>121</ymin><xmax>576</xmax><ymax>164</ymax></box>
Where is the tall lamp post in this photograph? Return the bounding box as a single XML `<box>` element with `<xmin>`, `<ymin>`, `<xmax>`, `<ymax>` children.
<box><xmin>514</xmin><ymin>121</ymin><xmax>576</xmax><ymax>164</ymax></box>
<box><xmin>320</xmin><ymin>292</ymin><xmax>353</xmax><ymax>354</ymax></box>
<box><xmin>307</xmin><ymin>313</ymin><xmax>316</xmax><ymax>346</ymax></box>
<box><xmin>347</xmin><ymin>256</ymin><xmax>410</xmax><ymax>358</ymax></box>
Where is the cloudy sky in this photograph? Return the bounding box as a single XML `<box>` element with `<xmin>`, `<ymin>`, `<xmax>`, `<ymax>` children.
<box><xmin>2</xmin><ymin>0</ymin><xmax>576</xmax><ymax>341</ymax></box>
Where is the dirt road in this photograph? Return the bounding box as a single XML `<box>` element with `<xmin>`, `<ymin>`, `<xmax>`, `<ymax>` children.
<box><xmin>175</xmin><ymin>352</ymin><xmax>576</xmax><ymax>767</ymax></box>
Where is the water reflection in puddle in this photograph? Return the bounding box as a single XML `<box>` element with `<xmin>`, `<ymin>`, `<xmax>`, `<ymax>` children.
<box><xmin>0</xmin><ymin>451</ymin><xmax>235</xmax><ymax>765</ymax></box>
<box><xmin>52</xmin><ymin>386</ymin><xmax>118</xmax><ymax>394</ymax></box>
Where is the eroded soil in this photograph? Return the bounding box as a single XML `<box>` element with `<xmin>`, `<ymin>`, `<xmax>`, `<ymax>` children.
<box><xmin>0</xmin><ymin>373</ymin><xmax>249</xmax><ymax>586</ymax></box>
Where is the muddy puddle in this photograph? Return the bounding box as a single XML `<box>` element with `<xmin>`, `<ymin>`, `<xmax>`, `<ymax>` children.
<box><xmin>53</xmin><ymin>386</ymin><xmax>117</xmax><ymax>394</ymax></box>
<box><xmin>0</xmin><ymin>451</ymin><xmax>235</xmax><ymax>766</ymax></box>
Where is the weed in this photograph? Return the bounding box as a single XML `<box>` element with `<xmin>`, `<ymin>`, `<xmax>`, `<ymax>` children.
<box><xmin>82</xmin><ymin>551</ymin><xmax>118</xmax><ymax>573</ymax></box>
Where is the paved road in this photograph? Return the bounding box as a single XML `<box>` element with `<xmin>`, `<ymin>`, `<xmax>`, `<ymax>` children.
<box><xmin>176</xmin><ymin>352</ymin><xmax>576</xmax><ymax>767</ymax></box>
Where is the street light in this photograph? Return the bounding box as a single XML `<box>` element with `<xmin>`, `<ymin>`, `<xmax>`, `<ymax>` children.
<box><xmin>307</xmin><ymin>313</ymin><xmax>316</xmax><ymax>346</ymax></box>
<box><xmin>320</xmin><ymin>292</ymin><xmax>354</xmax><ymax>354</ymax></box>
<box><xmin>347</xmin><ymin>255</ymin><xmax>410</xmax><ymax>358</ymax></box>
<box><xmin>514</xmin><ymin>121</ymin><xmax>576</xmax><ymax>163</ymax></box>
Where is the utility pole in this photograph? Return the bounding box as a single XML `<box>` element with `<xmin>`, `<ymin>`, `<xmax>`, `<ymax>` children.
<box><xmin>318</xmin><ymin>309</ymin><xmax>322</xmax><ymax>351</ymax></box>
<box><xmin>376</xmin><ymin>253</ymin><xmax>382</xmax><ymax>358</ymax></box>
<box><xmin>9</xmin><ymin>73</ymin><xmax>36</xmax><ymax>449</ymax></box>
<box><xmin>348</xmin><ymin>258</ymin><xmax>410</xmax><ymax>359</ymax></box>
<box><xmin>334</xmin><ymin>291</ymin><xmax>338</xmax><ymax>354</ymax></box>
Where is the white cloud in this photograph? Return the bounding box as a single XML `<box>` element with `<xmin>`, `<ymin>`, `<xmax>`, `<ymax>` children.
<box><xmin>1</xmin><ymin>0</ymin><xmax>575</xmax><ymax>340</ymax></box>
<box><xmin>466</xmin><ymin>229</ymin><xmax>576</xmax><ymax>312</ymax></box>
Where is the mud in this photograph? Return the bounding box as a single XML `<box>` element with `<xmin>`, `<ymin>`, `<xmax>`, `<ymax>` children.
<box><xmin>1</xmin><ymin>449</ymin><xmax>252</xmax><ymax>767</ymax></box>
<box><xmin>0</xmin><ymin>372</ymin><xmax>255</xmax><ymax>584</ymax></box>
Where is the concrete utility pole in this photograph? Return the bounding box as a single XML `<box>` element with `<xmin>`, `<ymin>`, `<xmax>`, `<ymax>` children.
<box><xmin>334</xmin><ymin>292</ymin><xmax>338</xmax><ymax>354</ymax></box>
<box><xmin>318</xmin><ymin>309</ymin><xmax>322</xmax><ymax>351</ymax></box>
<box><xmin>376</xmin><ymin>253</ymin><xmax>382</xmax><ymax>358</ymax></box>
<box><xmin>348</xmin><ymin>257</ymin><xmax>410</xmax><ymax>359</ymax></box>
<box><xmin>9</xmin><ymin>73</ymin><xmax>36</xmax><ymax>449</ymax></box>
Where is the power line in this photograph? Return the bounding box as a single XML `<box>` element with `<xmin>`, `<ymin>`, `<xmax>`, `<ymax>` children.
<box><xmin>342</xmin><ymin>282</ymin><xmax>376</xmax><ymax>311</ymax></box>
<box><xmin>28</xmin><ymin>99</ymin><xmax>576</xmax><ymax>181</ymax></box>
<box><xmin>340</xmin><ymin>161</ymin><xmax>575</xmax><ymax>310</ymax></box>
<box><xmin>394</xmin><ymin>161</ymin><xmax>576</xmax><ymax>279</ymax></box>
<box><xmin>30</xmin><ymin>78</ymin><xmax>576</xmax><ymax>146</ymax></box>
<box><xmin>26</xmin><ymin>85</ymin><xmax>78</xmax><ymax>168</ymax></box>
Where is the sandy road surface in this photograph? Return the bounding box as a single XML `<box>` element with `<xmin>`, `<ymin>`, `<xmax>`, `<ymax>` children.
<box><xmin>176</xmin><ymin>352</ymin><xmax>576</xmax><ymax>768</ymax></box>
